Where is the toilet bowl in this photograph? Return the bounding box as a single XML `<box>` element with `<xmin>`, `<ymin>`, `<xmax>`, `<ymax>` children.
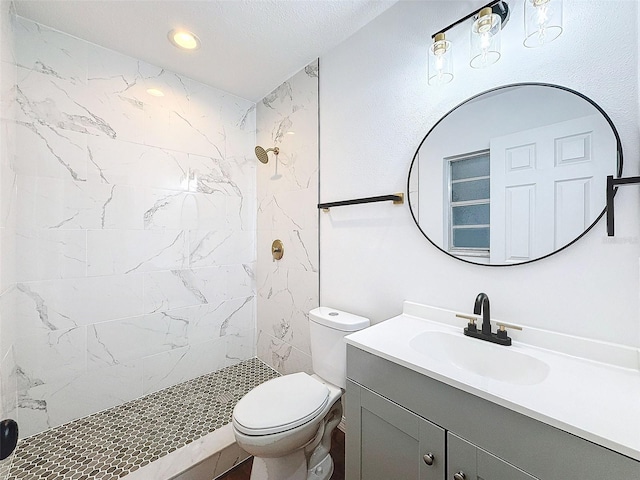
<box><xmin>232</xmin><ymin>307</ymin><xmax>370</xmax><ymax>480</ymax></box>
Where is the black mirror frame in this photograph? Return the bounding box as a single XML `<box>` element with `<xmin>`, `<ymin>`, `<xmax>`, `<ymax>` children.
<box><xmin>407</xmin><ymin>82</ymin><xmax>623</xmax><ymax>267</ymax></box>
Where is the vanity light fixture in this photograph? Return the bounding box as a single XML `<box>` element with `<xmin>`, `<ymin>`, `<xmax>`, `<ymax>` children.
<box><xmin>168</xmin><ymin>29</ymin><xmax>201</xmax><ymax>50</ymax></box>
<box><xmin>428</xmin><ymin>1</ymin><xmax>510</xmax><ymax>84</ymax></box>
<box><xmin>428</xmin><ymin>33</ymin><xmax>453</xmax><ymax>85</ymax></box>
<box><xmin>524</xmin><ymin>0</ymin><xmax>563</xmax><ymax>48</ymax></box>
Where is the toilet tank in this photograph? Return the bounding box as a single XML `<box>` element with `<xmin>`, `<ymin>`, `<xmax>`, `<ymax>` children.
<box><xmin>309</xmin><ymin>307</ymin><xmax>370</xmax><ymax>389</ymax></box>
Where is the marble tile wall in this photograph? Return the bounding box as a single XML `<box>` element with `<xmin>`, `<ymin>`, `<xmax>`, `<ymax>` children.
<box><xmin>1</xmin><ymin>16</ymin><xmax>257</xmax><ymax>438</ymax></box>
<box><xmin>0</xmin><ymin>1</ymin><xmax>17</xmax><ymax>477</ymax></box>
<box><xmin>256</xmin><ymin>61</ymin><xmax>319</xmax><ymax>374</ymax></box>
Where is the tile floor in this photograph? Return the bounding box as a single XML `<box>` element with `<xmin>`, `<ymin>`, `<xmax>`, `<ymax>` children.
<box><xmin>4</xmin><ymin>358</ymin><xmax>278</xmax><ymax>479</ymax></box>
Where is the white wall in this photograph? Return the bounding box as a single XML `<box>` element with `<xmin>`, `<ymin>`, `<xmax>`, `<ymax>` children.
<box><xmin>2</xmin><ymin>17</ymin><xmax>257</xmax><ymax>437</ymax></box>
<box><xmin>320</xmin><ymin>0</ymin><xmax>640</xmax><ymax>347</ymax></box>
<box><xmin>256</xmin><ymin>61</ymin><xmax>319</xmax><ymax>375</ymax></box>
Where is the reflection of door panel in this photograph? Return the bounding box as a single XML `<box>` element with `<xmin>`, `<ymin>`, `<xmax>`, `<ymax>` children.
<box><xmin>504</xmin><ymin>184</ymin><xmax>535</xmax><ymax>261</ymax></box>
<box><xmin>490</xmin><ymin>114</ymin><xmax>613</xmax><ymax>263</ymax></box>
<box><xmin>555</xmin><ymin>177</ymin><xmax>592</xmax><ymax>247</ymax></box>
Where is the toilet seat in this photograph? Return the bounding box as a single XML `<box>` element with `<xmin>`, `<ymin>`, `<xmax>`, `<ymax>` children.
<box><xmin>233</xmin><ymin>372</ymin><xmax>330</xmax><ymax>436</ymax></box>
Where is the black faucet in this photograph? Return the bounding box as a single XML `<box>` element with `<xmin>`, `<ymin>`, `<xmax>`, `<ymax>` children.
<box><xmin>463</xmin><ymin>292</ymin><xmax>511</xmax><ymax>346</ymax></box>
<box><xmin>474</xmin><ymin>292</ymin><xmax>492</xmax><ymax>336</ymax></box>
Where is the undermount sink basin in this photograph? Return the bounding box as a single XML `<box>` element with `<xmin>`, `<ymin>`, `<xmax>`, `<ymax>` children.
<box><xmin>409</xmin><ymin>331</ymin><xmax>550</xmax><ymax>385</ymax></box>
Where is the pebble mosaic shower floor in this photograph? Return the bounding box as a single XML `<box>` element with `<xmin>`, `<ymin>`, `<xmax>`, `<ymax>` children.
<box><xmin>3</xmin><ymin>358</ymin><xmax>279</xmax><ymax>480</ymax></box>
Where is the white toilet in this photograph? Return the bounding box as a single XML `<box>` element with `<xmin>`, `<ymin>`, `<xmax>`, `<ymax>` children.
<box><xmin>232</xmin><ymin>307</ymin><xmax>370</xmax><ymax>480</ymax></box>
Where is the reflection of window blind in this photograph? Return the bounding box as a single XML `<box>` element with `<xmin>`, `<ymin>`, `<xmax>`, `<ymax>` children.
<box><xmin>449</xmin><ymin>152</ymin><xmax>490</xmax><ymax>254</ymax></box>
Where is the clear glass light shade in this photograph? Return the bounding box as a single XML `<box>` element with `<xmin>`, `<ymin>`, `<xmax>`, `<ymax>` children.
<box><xmin>524</xmin><ymin>0</ymin><xmax>563</xmax><ymax>48</ymax></box>
<box><xmin>428</xmin><ymin>35</ymin><xmax>453</xmax><ymax>86</ymax></box>
<box><xmin>470</xmin><ymin>10</ymin><xmax>501</xmax><ymax>69</ymax></box>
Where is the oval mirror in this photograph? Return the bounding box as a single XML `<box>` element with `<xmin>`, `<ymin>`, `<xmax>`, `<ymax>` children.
<box><xmin>408</xmin><ymin>83</ymin><xmax>622</xmax><ymax>266</ymax></box>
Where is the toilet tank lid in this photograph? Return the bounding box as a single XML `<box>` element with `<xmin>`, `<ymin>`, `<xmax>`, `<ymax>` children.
<box><xmin>309</xmin><ymin>307</ymin><xmax>370</xmax><ymax>332</ymax></box>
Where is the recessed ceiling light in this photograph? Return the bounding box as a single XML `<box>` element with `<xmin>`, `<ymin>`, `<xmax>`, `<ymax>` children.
<box><xmin>168</xmin><ymin>29</ymin><xmax>201</xmax><ymax>50</ymax></box>
<box><xmin>146</xmin><ymin>88</ymin><xmax>165</xmax><ymax>97</ymax></box>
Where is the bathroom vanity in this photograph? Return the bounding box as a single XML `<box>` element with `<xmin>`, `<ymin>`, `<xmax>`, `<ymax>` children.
<box><xmin>344</xmin><ymin>303</ymin><xmax>640</xmax><ymax>480</ymax></box>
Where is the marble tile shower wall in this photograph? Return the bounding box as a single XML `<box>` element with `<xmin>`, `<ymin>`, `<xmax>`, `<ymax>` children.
<box><xmin>1</xmin><ymin>17</ymin><xmax>257</xmax><ymax>438</ymax></box>
<box><xmin>0</xmin><ymin>2</ymin><xmax>18</xmax><ymax>468</ymax></box>
<box><xmin>256</xmin><ymin>61</ymin><xmax>319</xmax><ymax>374</ymax></box>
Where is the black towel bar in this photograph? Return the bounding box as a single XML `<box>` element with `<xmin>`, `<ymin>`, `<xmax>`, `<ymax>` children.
<box><xmin>318</xmin><ymin>193</ymin><xmax>404</xmax><ymax>211</ymax></box>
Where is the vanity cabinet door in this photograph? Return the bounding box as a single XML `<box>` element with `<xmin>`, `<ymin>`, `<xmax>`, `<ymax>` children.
<box><xmin>346</xmin><ymin>380</ymin><xmax>446</xmax><ymax>480</ymax></box>
<box><xmin>447</xmin><ymin>433</ymin><xmax>539</xmax><ymax>480</ymax></box>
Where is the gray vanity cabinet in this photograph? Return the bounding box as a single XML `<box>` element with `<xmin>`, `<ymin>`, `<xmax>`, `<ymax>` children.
<box><xmin>345</xmin><ymin>345</ymin><xmax>640</xmax><ymax>480</ymax></box>
<box><xmin>346</xmin><ymin>380</ymin><xmax>535</xmax><ymax>480</ymax></box>
<box><xmin>347</xmin><ymin>380</ymin><xmax>446</xmax><ymax>479</ymax></box>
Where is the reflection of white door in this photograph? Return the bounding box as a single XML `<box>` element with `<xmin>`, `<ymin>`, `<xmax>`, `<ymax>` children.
<box><xmin>490</xmin><ymin>114</ymin><xmax>614</xmax><ymax>263</ymax></box>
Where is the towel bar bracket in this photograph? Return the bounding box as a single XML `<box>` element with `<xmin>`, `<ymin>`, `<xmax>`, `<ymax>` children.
<box><xmin>607</xmin><ymin>175</ymin><xmax>640</xmax><ymax>236</ymax></box>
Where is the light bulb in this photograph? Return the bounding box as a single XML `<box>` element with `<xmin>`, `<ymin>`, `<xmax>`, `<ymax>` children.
<box><xmin>470</xmin><ymin>8</ymin><xmax>501</xmax><ymax>68</ymax></box>
<box><xmin>524</xmin><ymin>0</ymin><xmax>563</xmax><ymax>48</ymax></box>
<box><xmin>428</xmin><ymin>33</ymin><xmax>453</xmax><ymax>86</ymax></box>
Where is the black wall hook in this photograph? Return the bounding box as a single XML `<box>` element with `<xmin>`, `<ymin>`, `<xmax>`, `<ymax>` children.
<box><xmin>0</xmin><ymin>418</ymin><xmax>18</xmax><ymax>461</ymax></box>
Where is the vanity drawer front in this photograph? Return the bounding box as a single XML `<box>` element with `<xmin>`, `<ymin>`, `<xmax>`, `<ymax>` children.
<box><xmin>346</xmin><ymin>380</ymin><xmax>446</xmax><ymax>480</ymax></box>
<box><xmin>448</xmin><ymin>432</ymin><xmax>539</xmax><ymax>480</ymax></box>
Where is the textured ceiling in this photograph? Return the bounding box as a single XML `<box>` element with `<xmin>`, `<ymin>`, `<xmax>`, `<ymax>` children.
<box><xmin>14</xmin><ymin>0</ymin><xmax>398</xmax><ymax>101</ymax></box>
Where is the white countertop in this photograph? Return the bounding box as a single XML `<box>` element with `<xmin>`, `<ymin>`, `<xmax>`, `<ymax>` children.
<box><xmin>345</xmin><ymin>302</ymin><xmax>640</xmax><ymax>462</ymax></box>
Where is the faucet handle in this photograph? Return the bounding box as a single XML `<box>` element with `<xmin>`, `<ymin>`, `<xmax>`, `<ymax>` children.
<box><xmin>495</xmin><ymin>322</ymin><xmax>520</xmax><ymax>342</ymax></box>
<box><xmin>496</xmin><ymin>322</ymin><xmax>523</xmax><ymax>332</ymax></box>
<box><xmin>456</xmin><ymin>313</ymin><xmax>478</xmax><ymax>332</ymax></box>
<box><xmin>456</xmin><ymin>313</ymin><xmax>478</xmax><ymax>324</ymax></box>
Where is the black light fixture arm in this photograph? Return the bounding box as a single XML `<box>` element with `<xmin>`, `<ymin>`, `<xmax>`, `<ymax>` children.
<box><xmin>431</xmin><ymin>0</ymin><xmax>510</xmax><ymax>39</ymax></box>
<box><xmin>606</xmin><ymin>175</ymin><xmax>640</xmax><ymax>236</ymax></box>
